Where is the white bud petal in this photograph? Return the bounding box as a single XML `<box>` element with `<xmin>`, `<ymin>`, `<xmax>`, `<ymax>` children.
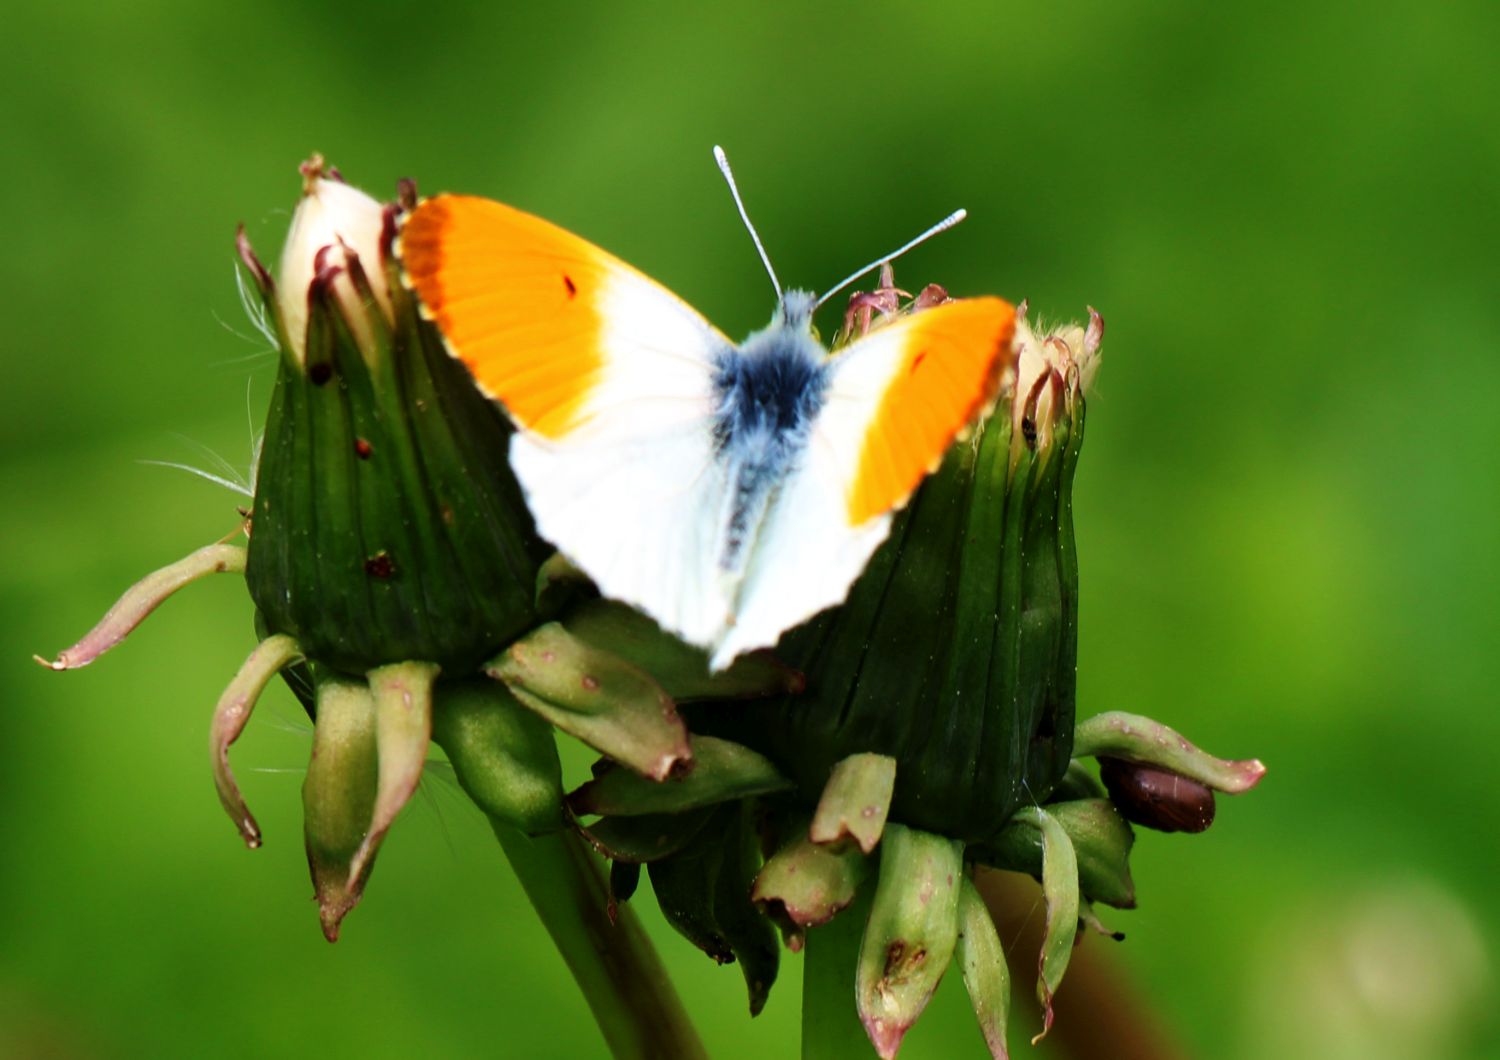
<box><xmin>276</xmin><ymin>171</ymin><xmax>394</xmax><ymax>367</ymax></box>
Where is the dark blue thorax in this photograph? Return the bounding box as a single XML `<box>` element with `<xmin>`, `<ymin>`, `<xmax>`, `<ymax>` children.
<box><xmin>709</xmin><ymin>305</ymin><xmax>830</xmax><ymax>575</ymax></box>
<box><xmin>711</xmin><ymin>335</ymin><xmax>828</xmax><ymax>454</ymax></box>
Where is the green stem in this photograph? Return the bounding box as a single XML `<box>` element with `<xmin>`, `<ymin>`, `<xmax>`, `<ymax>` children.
<box><xmin>491</xmin><ymin>821</ymin><xmax>706</xmax><ymax>1060</ymax></box>
<box><xmin>801</xmin><ymin>886</ymin><xmax>874</xmax><ymax>1060</ymax></box>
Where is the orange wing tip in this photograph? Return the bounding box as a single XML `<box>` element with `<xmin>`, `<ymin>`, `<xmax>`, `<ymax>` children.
<box><xmin>393</xmin><ymin>193</ymin><xmax>611</xmax><ymax>441</ymax></box>
<box><xmin>844</xmin><ymin>301</ymin><xmax>1016</xmax><ymax>527</ymax></box>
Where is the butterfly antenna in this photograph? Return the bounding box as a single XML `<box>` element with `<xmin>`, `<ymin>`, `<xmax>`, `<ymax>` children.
<box><xmin>815</xmin><ymin>208</ymin><xmax>968</xmax><ymax>310</ymax></box>
<box><xmin>713</xmin><ymin>145</ymin><xmax>783</xmax><ymax>300</ymax></box>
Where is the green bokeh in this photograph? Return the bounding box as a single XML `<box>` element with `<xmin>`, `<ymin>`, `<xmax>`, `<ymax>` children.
<box><xmin>5</xmin><ymin>2</ymin><xmax>1496</xmax><ymax>1057</ymax></box>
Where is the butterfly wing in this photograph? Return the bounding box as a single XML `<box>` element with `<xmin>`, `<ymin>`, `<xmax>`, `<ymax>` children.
<box><xmin>401</xmin><ymin>195</ymin><xmax>738</xmax><ymax>646</ymax></box>
<box><xmin>711</xmin><ymin>297</ymin><xmax>1016</xmax><ymax>670</ymax></box>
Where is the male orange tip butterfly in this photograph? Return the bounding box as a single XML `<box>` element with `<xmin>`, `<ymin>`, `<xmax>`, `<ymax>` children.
<box><xmin>399</xmin><ymin>147</ymin><xmax>1016</xmax><ymax>670</ymax></box>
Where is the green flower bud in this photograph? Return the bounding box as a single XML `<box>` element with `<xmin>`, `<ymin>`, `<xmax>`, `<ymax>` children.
<box><xmin>240</xmin><ymin>157</ymin><xmax>549</xmax><ymax>674</ymax></box>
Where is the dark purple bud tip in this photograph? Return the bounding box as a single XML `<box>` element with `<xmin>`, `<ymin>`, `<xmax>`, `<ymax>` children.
<box><xmin>299</xmin><ymin>153</ymin><xmax>327</xmax><ymax>192</ymax></box>
<box><xmin>396</xmin><ymin>178</ymin><xmax>418</xmax><ymax>212</ymax></box>
<box><xmin>1085</xmin><ymin>306</ymin><xmax>1104</xmax><ymax>355</ymax></box>
<box><xmin>235</xmin><ymin>224</ymin><xmax>275</xmax><ymax>298</ymax></box>
<box><xmin>1098</xmin><ymin>756</ymin><xmax>1216</xmax><ymax>833</ymax></box>
<box><xmin>911</xmin><ymin>283</ymin><xmax>951</xmax><ymax>311</ymax></box>
<box><xmin>380</xmin><ymin>203</ymin><xmax>400</xmax><ymax>258</ymax></box>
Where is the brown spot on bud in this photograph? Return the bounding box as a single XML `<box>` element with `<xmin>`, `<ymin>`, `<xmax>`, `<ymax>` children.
<box><xmin>1099</xmin><ymin>756</ymin><xmax>1216</xmax><ymax>833</ymax></box>
<box><xmin>364</xmin><ymin>551</ymin><xmax>395</xmax><ymax>579</ymax></box>
<box><xmin>581</xmin><ymin>674</ymin><xmax>600</xmax><ymax>692</ymax></box>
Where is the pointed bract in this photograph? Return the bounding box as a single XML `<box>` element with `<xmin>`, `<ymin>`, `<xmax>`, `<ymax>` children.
<box><xmin>955</xmin><ymin>877</ymin><xmax>1011</xmax><ymax>1060</ymax></box>
<box><xmin>810</xmin><ymin>753</ymin><xmax>897</xmax><ymax>854</ymax></box>
<box><xmin>490</xmin><ymin>622</ymin><xmax>693</xmax><ymax>781</ymax></box>
<box><xmin>303</xmin><ymin>676</ymin><xmax>379</xmax><ymax>941</ymax></box>
<box><xmin>347</xmin><ymin>661</ymin><xmax>439</xmax><ymax>887</ymax></box>
<box><xmin>35</xmin><ymin>544</ymin><xmax>245</xmax><ymax>671</ymax></box>
<box><xmin>568</xmin><ymin>736</ymin><xmax>791</xmax><ymax>818</ymax></box>
<box><xmin>210</xmin><ymin>633</ymin><xmax>303</xmax><ymax>848</ymax></box>
<box><xmin>1073</xmin><ymin>711</ymin><xmax>1266</xmax><ymax>794</ymax></box>
<box><xmin>856</xmin><ymin>825</ymin><xmax>965</xmax><ymax>1059</ymax></box>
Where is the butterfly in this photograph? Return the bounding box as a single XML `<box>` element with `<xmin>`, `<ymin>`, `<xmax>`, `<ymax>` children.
<box><xmin>399</xmin><ymin>148</ymin><xmax>1016</xmax><ymax>671</ymax></box>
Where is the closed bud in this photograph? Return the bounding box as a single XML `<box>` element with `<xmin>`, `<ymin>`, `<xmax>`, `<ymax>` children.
<box><xmin>241</xmin><ymin>158</ymin><xmax>549</xmax><ymax>673</ymax></box>
<box><xmin>693</xmin><ymin>286</ymin><xmax>1104</xmax><ymax>843</ymax></box>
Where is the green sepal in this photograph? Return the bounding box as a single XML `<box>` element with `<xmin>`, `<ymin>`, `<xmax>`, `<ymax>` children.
<box><xmin>561</xmin><ymin>599</ymin><xmax>803</xmax><ymax>703</ymax></box>
<box><xmin>856</xmin><ymin>823</ymin><xmax>964</xmax><ymax>1060</ymax></box>
<box><xmin>646</xmin><ymin>814</ymin><xmax>734</xmax><ymax>964</ymax></box>
<box><xmin>534</xmin><ymin>552</ymin><xmax>592</xmax><ymax>616</ymax></box>
<box><xmin>753</xmin><ymin>825</ymin><xmax>870</xmax><ymax>946</ymax></box>
<box><xmin>302</xmin><ymin>674</ymin><xmax>379</xmax><ymax>942</ymax></box>
<box><xmin>1010</xmin><ymin>806</ymin><xmax>1078</xmax><ymax>1044</ymax></box>
<box><xmin>488</xmin><ymin>622</ymin><xmax>691</xmax><ymax>781</ymax></box>
<box><xmin>568</xmin><ymin>736</ymin><xmax>791</xmax><ymax>818</ymax></box>
<box><xmin>638</xmin><ymin>808</ymin><xmax>781</xmax><ymax>1013</ymax></box>
<box><xmin>713</xmin><ymin>804</ymin><xmax>780</xmax><ymax>1016</ymax></box>
<box><xmin>978</xmin><ymin>798</ymin><xmax>1135</xmax><ymax>909</ymax></box>
<box><xmin>1050</xmin><ymin>758</ymin><xmax>1107</xmax><ymax>802</ymax></box>
<box><xmin>1072</xmin><ymin>711</ymin><xmax>1267</xmax><ymax>793</ymax></box>
<box><xmin>955</xmin><ymin>875</ymin><xmax>1012</xmax><ymax>1060</ymax></box>
<box><xmin>430</xmin><ymin>678</ymin><xmax>564</xmax><ymax>836</ymax></box>
<box><xmin>809</xmin><ymin>753</ymin><xmax>896</xmax><ymax>854</ymax></box>
<box><xmin>609</xmin><ymin>859</ymin><xmax>641</xmax><ymax>905</ymax></box>
<box><xmin>578</xmin><ymin>808</ymin><xmax>716</xmax><ymax>864</ymax></box>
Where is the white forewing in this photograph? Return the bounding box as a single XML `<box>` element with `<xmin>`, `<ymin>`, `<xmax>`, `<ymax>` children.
<box><xmin>509</xmin><ymin>269</ymin><xmax>735</xmax><ymax>648</ymax></box>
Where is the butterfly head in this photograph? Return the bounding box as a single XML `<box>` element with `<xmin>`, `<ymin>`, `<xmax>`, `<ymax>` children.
<box><xmin>774</xmin><ymin>289</ymin><xmax>819</xmax><ymax>333</ymax></box>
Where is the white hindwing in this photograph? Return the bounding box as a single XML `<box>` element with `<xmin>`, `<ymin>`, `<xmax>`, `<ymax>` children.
<box><xmin>508</xmin><ymin>269</ymin><xmax>735</xmax><ymax>649</ymax></box>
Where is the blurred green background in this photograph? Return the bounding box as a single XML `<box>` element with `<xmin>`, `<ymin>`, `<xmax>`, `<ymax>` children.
<box><xmin>4</xmin><ymin>1</ymin><xmax>1496</xmax><ymax>1057</ymax></box>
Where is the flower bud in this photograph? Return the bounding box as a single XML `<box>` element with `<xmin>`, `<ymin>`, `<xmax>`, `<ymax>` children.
<box><xmin>692</xmin><ymin>293</ymin><xmax>1103</xmax><ymax>843</ymax></box>
<box><xmin>240</xmin><ymin>160</ymin><xmax>549</xmax><ymax>673</ymax></box>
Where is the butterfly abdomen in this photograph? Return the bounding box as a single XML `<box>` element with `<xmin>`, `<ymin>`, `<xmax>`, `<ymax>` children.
<box><xmin>711</xmin><ymin>329</ymin><xmax>829</xmax><ymax>583</ymax></box>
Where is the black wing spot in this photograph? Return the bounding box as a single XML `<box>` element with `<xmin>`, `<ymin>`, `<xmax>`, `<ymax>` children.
<box><xmin>563</xmin><ymin>274</ymin><xmax>577</xmax><ymax>298</ymax></box>
<box><xmin>910</xmin><ymin>350</ymin><xmax>928</xmax><ymax>375</ymax></box>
